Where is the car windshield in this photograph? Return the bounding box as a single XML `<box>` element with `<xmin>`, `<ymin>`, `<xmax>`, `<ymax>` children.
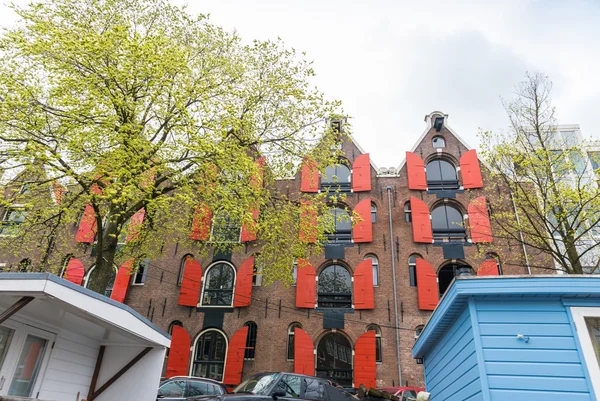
<box><xmin>232</xmin><ymin>373</ymin><xmax>280</xmax><ymax>395</ymax></box>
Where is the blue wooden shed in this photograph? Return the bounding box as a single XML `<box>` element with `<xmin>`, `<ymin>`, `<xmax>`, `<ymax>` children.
<box><xmin>412</xmin><ymin>276</ymin><xmax>600</xmax><ymax>401</ymax></box>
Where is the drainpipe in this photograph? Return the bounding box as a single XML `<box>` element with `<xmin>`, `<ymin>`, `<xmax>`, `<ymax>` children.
<box><xmin>510</xmin><ymin>192</ymin><xmax>531</xmax><ymax>275</ymax></box>
<box><xmin>386</xmin><ymin>186</ymin><xmax>403</xmax><ymax>385</ymax></box>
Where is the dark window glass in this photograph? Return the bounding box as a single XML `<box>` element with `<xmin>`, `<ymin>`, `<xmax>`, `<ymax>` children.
<box><xmin>202</xmin><ymin>263</ymin><xmax>235</xmax><ymax>306</ymax></box>
<box><xmin>133</xmin><ymin>259</ymin><xmax>148</xmax><ymax>284</ymax></box>
<box><xmin>275</xmin><ymin>375</ymin><xmax>302</xmax><ymax>398</ymax></box>
<box><xmin>244</xmin><ymin>321</ymin><xmax>257</xmax><ymax>359</ymax></box>
<box><xmin>403</xmin><ymin>390</ymin><xmax>418</xmax><ymax>401</ymax></box>
<box><xmin>0</xmin><ymin>209</ymin><xmax>27</xmax><ymax>236</ymax></box>
<box><xmin>438</xmin><ymin>264</ymin><xmax>471</xmax><ymax>296</ymax></box>
<box><xmin>303</xmin><ymin>377</ymin><xmax>327</xmax><ymax>400</ymax></box>
<box><xmin>178</xmin><ymin>254</ymin><xmax>193</xmax><ymax>286</ymax></box>
<box><xmin>404</xmin><ymin>202</ymin><xmax>411</xmax><ymax>223</ymax></box>
<box><xmin>371</xmin><ymin>203</ymin><xmax>377</xmax><ymax>223</ymax></box>
<box><xmin>321</xmin><ymin>164</ymin><xmax>351</xmax><ymax>192</ymax></box>
<box><xmin>211</xmin><ymin>211</ymin><xmax>241</xmax><ymax>242</ymax></box>
<box><xmin>316</xmin><ymin>333</ymin><xmax>353</xmax><ymax>387</ymax></box>
<box><xmin>192</xmin><ymin>330</ymin><xmax>227</xmax><ymax>381</ymax></box>
<box><xmin>431</xmin><ymin>204</ymin><xmax>465</xmax><ymax>240</ymax></box>
<box><xmin>158</xmin><ymin>380</ymin><xmax>186</xmax><ymax>397</ymax></box>
<box><xmin>326</xmin><ymin>207</ymin><xmax>352</xmax><ymax>243</ymax></box>
<box><xmin>287</xmin><ymin>323</ymin><xmax>301</xmax><ymax>360</ymax></box>
<box><xmin>408</xmin><ymin>255</ymin><xmax>418</xmax><ymax>287</ymax></box>
<box><xmin>318</xmin><ymin>265</ymin><xmax>352</xmax><ymax>308</ymax></box>
<box><xmin>426</xmin><ymin>159</ymin><xmax>458</xmax><ymax>190</ymax></box>
<box><xmin>188</xmin><ymin>381</ymin><xmax>222</xmax><ymax>396</ymax></box>
<box><xmin>367</xmin><ymin>325</ymin><xmax>382</xmax><ymax>363</ymax></box>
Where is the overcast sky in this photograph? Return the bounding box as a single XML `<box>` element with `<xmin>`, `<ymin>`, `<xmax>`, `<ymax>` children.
<box><xmin>1</xmin><ymin>0</ymin><xmax>598</xmax><ymax>167</ymax></box>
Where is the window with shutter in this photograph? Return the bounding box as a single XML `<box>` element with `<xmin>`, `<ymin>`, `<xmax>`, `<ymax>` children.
<box><xmin>165</xmin><ymin>325</ymin><xmax>191</xmax><ymax>378</ymax></box>
<box><xmin>460</xmin><ymin>149</ymin><xmax>483</xmax><ymax>188</ymax></box>
<box><xmin>406</xmin><ymin>152</ymin><xmax>427</xmax><ymax>190</ymax></box>
<box><xmin>410</xmin><ymin>198</ymin><xmax>433</xmax><ymax>243</ymax></box>
<box><xmin>223</xmin><ymin>326</ymin><xmax>249</xmax><ymax>385</ymax></box>
<box><xmin>353</xmin><ymin>199</ymin><xmax>373</xmax><ymax>243</ymax></box>
<box><xmin>415</xmin><ymin>258</ymin><xmax>439</xmax><ymax>311</ymax></box>
<box><xmin>354</xmin><ymin>331</ymin><xmax>376</xmax><ymax>388</ymax></box>
<box><xmin>352</xmin><ymin>153</ymin><xmax>371</xmax><ymax>192</ymax></box>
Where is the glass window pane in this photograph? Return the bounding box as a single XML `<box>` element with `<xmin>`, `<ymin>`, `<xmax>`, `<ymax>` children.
<box><xmin>426</xmin><ymin>160</ymin><xmax>442</xmax><ymax>181</ymax></box>
<box><xmin>303</xmin><ymin>378</ymin><xmax>326</xmax><ymax>401</ymax></box>
<box><xmin>8</xmin><ymin>335</ymin><xmax>48</xmax><ymax>397</ymax></box>
<box><xmin>431</xmin><ymin>206</ymin><xmax>449</xmax><ymax>230</ymax></box>
<box><xmin>276</xmin><ymin>375</ymin><xmax>301</xmax><ymax>398</ymax></box>
<box><xmin>585</xmin><ymin>317</ymin><xmax>600</xmax><ymax>366</ymax></box>
<box><xmin>188</xmin><ymin>381</ymin><xmax>209</xmax><ymax>397</ymax></box>
<box><xmin>158</xmin><ymin>380</ymin><xmax>186</xmax><ymax>397</ymax></box>
<box><xmin>0</xmin><ymin>326</ymin><xmax>15</xmax><ymax>371</ymax></box>
<box><xmin>439</xmin><ymin>160</ymin><xmax>457</xmax><ymax>181</ymax></box>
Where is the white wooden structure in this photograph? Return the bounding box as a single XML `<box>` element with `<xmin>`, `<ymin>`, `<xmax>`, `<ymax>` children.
<box><xmin>0</xmin><ymin>273</ymin><xmax>170</xmax><ymax>401</ymax></box>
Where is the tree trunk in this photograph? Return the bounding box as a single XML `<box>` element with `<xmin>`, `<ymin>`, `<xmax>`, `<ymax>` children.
<box><xmin>87</xmin><ymin>216</ymin><xmax>121</xmax><ymax>295</ymax></box>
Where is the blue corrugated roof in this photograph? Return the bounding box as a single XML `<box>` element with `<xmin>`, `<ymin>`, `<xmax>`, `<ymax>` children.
<box><xmin>412</xmin><ymin>275</ymin><xmax>600</xmax><ymax>358</ymax></box>
<box><xmin>0</xmin><ymin>272</ymin><xmax>170</xmax><ymax>339</ymax></box>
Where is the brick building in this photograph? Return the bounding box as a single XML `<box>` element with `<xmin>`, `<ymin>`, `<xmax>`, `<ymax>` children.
<box><xmin>0</xmin><ymin>111</ymin><xmax>545</xmax><ymax>389</ymax></box>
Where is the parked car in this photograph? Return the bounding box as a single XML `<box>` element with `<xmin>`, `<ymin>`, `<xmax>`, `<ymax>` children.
<box><xmin>377</xmin><ymin>387</ymin><xmax>425</xmax><ymax>401</ymax></box>
<box><xmin>158</xmin><ymin>376</ymin><xmax>227</xmax><ymax>400</ymax></box>
<box><xmin>187</xmin><ymin>372</ymin><xmax>356</xmax><ymax>401</ymax></box>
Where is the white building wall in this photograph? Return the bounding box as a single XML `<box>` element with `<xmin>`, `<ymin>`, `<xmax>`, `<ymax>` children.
<box><xmin>37</xmin><ymin>329</ymin><xmax>99</xmax><ymax>401</ymax></box>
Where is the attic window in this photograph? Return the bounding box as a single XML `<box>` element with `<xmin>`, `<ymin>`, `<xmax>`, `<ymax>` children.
<box><xmin>331</xmin><ymin>120</ymin><xmax>342</xmax><ymax>133</ymax></box>
<box><xmin>434</xmin><ymin>117</ymin><xmax>444</xmax><ymax>132</ymax></box>
<box><xmin>432</xmin><ymin>136</ymin><xmax>446</xmax><ymax>149</ymax></box>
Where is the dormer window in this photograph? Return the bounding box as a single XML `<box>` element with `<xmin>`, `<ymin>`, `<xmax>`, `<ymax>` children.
<box><xmin>434</xmin><ymin>117</ymin><xmax>444</xmax><ymax>131</ymax></box>
<box><xmin>331</xmin><ymin>120</ymin><xmax>342</xmax><ymax>133</ymax></box>
<box><xmin>432</xmin><ymin>136</ymin><xmax>446</xmax><ymax>149</ymax></box>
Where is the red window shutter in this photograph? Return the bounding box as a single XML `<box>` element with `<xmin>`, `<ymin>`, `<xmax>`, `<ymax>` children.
<box><xmin>240</xmin><ymin>207</ymin><xmax>259</xmax><ymax>242</ymax></box>
<box><xmin>460</xmin><ymin>149</ymin><xmax>483</xmax><ymax>189</ymax></box>
<box><xmin>416</xmin><ymin>258</ymin><xmax>439</xmax><ymax>311</ymax></box>
<box><xmin>352</xmin><ymin>198</ymin><xmax>373</xmax><ymax>243</ymax></box>
<box><xmin>110</xmin><ymin>259</ymin><xmax>134</xmax><ymax>303</ymax></box>
<box><xmin>352</xmin><ymin>154</ymin><xmax>371</xmax><ymax>192</ymax></box>
<box><xmin>63</xmin><ymin>258</ymin><xmax>85</xmax><ymax>286</ymax></box>
<box><xmin>353</xmin><ymin>259</ymin><xmax>374</xmax><ymax>310</ymax></box>
<box><xmin>190</xmin><ymin>204</ymin><xmax>212</xmax><ymax>241</ymax></box>
<box><xmin>410</xmin><ymin>197</ymin><xmax>433</xmax><ymax>243</ymax></box>
<box><xmin>52</xmin><ymin>181</ymin><xmax>65</xmax><ymax>205</ymax></box>
<box><xmin>165</xmin><ymin>325</ymin><xmax>191</xmax><ymax>378</ymax></box>
<box><xmin>478</xmin><ymin>259</ymin><xmax>499</xmax><ymax>276</ymax></box>
<box><xmin>299</xmin><ymin>200</ymin><xmax>317</xmax><ymax>243</ymax></box>
<box><xmin>233</xmin><ymin>256</ymin><xmax>254</xmax><ymax>307</ymax></box>
<box><xmin>223</xmin><ymin>326</ymin><xmax>249</xmax><ymax>385</ymax></box>
<box><xmin>250</xmin><ymin>156</ymin><xmax>266</xmax><ymax>189</ymax></box>
<box><xmin>75</xmin><ymin>204</ymin><xmax>97</xmax><ymax>243</ymax></box>
<box><xmin>406</xmin><ymin>152</ymin><xmax>427</xmax><ymax>190</ymax></box>
<box><xmin>295</xmin><ymin>259</ymin><xmax>316</xmax><ymax>308</ymax></box>
<box><xmin>125</xmin><ymin>208</ymin><xmax>145</xmax><ymax>242</ymax></box>
<box><xmin>178</xmin><ymin>257</ymin><xmax>202</xmax><ymax>307</ymax></box>
<box><xmin>300</xmin><ymin>158</ymin><xmax>319</xmax><ymax>193</ymax></box>
<box><xmin>468</xmin><ymin>196</ymin><xmax>492</xmax><ymax>243</ymax></box>
<box><xmin>354</xmin><ymin>331</ymin><xmax>376</xmax><ymax>389</ymax></box>
<box><xmin>294</xmin><ymin>328</ymin><xmax>314</xmax><ymax>375</ymax></box>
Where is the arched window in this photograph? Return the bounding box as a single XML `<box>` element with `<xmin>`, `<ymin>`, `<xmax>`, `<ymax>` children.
<box><xmin>318</xmin><ymin>264</ymin><xmax>352</xmax><ymax>308</ymax></box>
<box><xmin>366</xmin><ymin>324</ymin><xmax>382</xmax><ymax>363</ymax></box>
<box><xmin>132</xmin><ymin>259</ymin><xmax>149</xmax><ymax>285</ymax></box>
<box><xmin>191</xmin><ymin>329</ymin><xmax>227</xmax><ymax>381</ymax></box>
<box><xmin>168</xmin><ymin>320</ymin><xmax>183</xmax><ymax>334</ymax></box>
<box><xmin>486</xmin><ymin>253</ymin><xmax>503</xmax><ymax>275</ymax></box>
<box><xmin>371</xmin><ymin>203</ymin><xmax>377</xmax><ymax>223</ymax></box>
<box><xmin>84</xmin><ymin>265</ymin><xmax>118</xmax><ymax>297</ymax></box>
<box><xmin>426</xmin><ymin>159</ymin><xmax>458</xmax><ymax>190</ymax></box>
<box><xmin>316</xmin><ymin>332</ymin><xmax>353</xmax><ymax>386</ymax></box>
<box><xmin>438</xmin><ymin>263</ymin><xmax>472</xmax><ymax>296</ymax></box>
<box><xmin>321</xmin><ymin>161</ymin><xmax>351</xmax><ymax>192</ymax></box>
<box><xmin>178</xmin><ymin>254</ymin><xmax>194</xmax><ymax>286</ymax></box>
<box><xmin>291</xmin><ymin>260</ymin><xmax>298</xmax><ymax>286</ymax></box>
<box><xmin>404</xmin><ymin>202</ymin><xmax>411</xmax><ymax>223</ymax></box>
<box><xmin>211</xmin><ymin>210</ymin><xmax>241</xmax><ymax>243</ymax></box>
<box><xmin>431</xmin><ymin>204</ymin><xmax>465</xmax><ymax>241</ymax></box>
<box><xmin>244</xmin><ymin>321</ymin><xmax>257</xmax><ymax>360</ymax></box>
<box><xmin>432</xmin><ymin>136</ymin><xmax>446</xmax><ymax>148</ymax></box>
<box><xmin>18</xmin><ymin>258</ymin><xmax>31</xmax><ymax>272</ymax></box>
<box><xmin>201</xmin><ymin>262</ymin><xmax>235</xmax><ymax>306</ymax></box>
<box><xmin>408</xmin><ymin>254</ymin><xmax>420</xmax><ymax>287</ymax></box>
<box><xmin>287</xmin><ymin>322</ymin><xmax>302</xmax><ymax>360</ymax></box>
<box><xmin>326</xmin><ymin>207</ymin><xmax>352</xmax><ymax>243</ymax></box>
<box><xmin>364</xmin><ymin>255</ymin><xmax>379</xmax><ymax>286</ymax></box>
<box><xmin>252</xmin><ymin>257</ymin><xmax>263</xmax><ymax>287</ymax></box>
<box><xmin>414</xmin><ymin>325</ymin><xmax>424</xmax><ymax>339</ymax></box>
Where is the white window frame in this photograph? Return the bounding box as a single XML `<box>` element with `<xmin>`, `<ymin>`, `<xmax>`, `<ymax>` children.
<box><xmin>189</xmin><ymin>328</ymin><xmax>229</xmax><ymax>382</ymax></box>
<box><xmin>131</xmin><ymin>259</ymin><xmax>148</xmax><ymax>286</ymax></box>
<box><xmin>570</xmin><ymin>306</ymin><xmax>600</xmax><ymax>400</ymax></box>
<box><xmin>199</xmin><ymin>261</ymin><xmax>237</xmax><ymax>308</ymax></box>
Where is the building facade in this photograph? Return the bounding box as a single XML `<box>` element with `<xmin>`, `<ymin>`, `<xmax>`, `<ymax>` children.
<box><xmin>0</xmin><ymin>111</ymin><xmax>548</xmax><ymax>389</ymax></box>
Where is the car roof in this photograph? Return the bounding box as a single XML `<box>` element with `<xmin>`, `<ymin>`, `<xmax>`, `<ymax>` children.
<box><xmin>163</xmin><ymin>376</ymin><xmax>226</xmax><ymax>386</ymax></box>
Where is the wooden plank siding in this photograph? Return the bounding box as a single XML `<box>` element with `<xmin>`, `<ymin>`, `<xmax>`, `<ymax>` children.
<box><xmin>424</xmin><ymin>306</ymin><xmax>483</xmax><ymax>400</ymax></box>
<box><xmin>474</xmin><ymin>298</ymin><xmax>594</xmax><ymax>401</ymax></box>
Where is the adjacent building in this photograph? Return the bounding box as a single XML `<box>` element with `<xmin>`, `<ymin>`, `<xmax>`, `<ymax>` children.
<box><xmin>0</xmin><ymin>111</ymin><xmax>547</xmax><ymax>391</ymax></box>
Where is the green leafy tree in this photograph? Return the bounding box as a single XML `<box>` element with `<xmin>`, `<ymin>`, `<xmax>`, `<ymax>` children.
<box><xmin>0</xmin><ymin>0</ymin><xmax>344</xmax><ymax>292</ymax></box>
<box><xmin>480</xmin><ymin>72</ymin><xmax>600</xmax><ymax>274</ymax></box>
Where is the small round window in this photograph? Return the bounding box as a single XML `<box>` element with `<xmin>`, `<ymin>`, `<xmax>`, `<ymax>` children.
<box><xmin>432</xmin><ymin>136</ymin><xmax>446</xmax><ymax>148</ymax></box>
